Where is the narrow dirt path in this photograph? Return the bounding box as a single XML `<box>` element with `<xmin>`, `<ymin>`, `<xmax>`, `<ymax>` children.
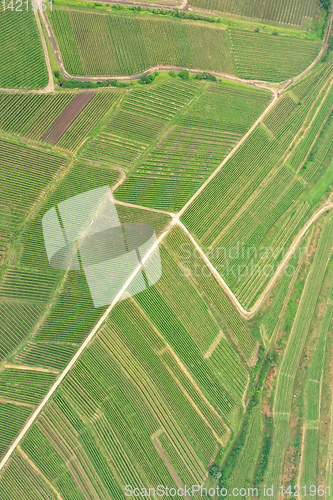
<box><xmin>177</xmin><ymin>202</ymin><xmax>333</xmax><ymax>320</ymax></box>
<box><xmin>113</xmin><ymin>199</ymin><xmax>174</xmax><ymax>216</ymax></box>
<box><xmin>35</xmin><ymin>10</ymin><xmax>54</xmax><ymax>93</ymax></box>
<box><xmin>0</xmin><ymin>228</ymin><xmax>167</xmax><ymax>471</ymax></box>
<box><xmin>39</xmin><ymin>0</ymin><xmax>332</xmax><ymax>92</ymax></box>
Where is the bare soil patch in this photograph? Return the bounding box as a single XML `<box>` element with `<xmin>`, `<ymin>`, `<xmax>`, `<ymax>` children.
<box><xmin>41</xmin><ymin>93</ymin><xmax>94</xmax><ymax>144</ymax></box>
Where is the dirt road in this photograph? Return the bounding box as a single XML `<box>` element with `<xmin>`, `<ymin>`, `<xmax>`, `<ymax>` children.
<box><xmin>39</xmin><ymin>0</ymin><xmax>333</xmax><ymax>93</ymax></box>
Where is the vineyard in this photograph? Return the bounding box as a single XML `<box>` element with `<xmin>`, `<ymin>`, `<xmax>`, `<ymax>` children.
<box><xmin>265</xmin><ymin>214</ymin><xmax>333</xmax><ymax>489</ymax></box>
<box><xmin>8</xmin><ymin>296</ymin><xmax>232</xmax><ymax>497</ymax></box>
<box><xmin>79</xmin><ymin>79</ymin><xmax>202</xmax><ymax>171</ymax></box>
<box><xmin>113</xmin><ymin>81</ymin><xmax>271</xmax><ymax>211</ymax></box>
<box><xmin>0</xmin><ymin>10</ymin><xmax>48</xmax><ymax>89</ymax></box>
<box><xmin>187</xmin><ymin>0</ymin><xmax>318</xmax><ymax>26</ymax></box>
<box><xmin>181</xmin><ymin>59</ymin><xmax>333</xmax><ymax>308</ymax></box>
<box><xmin>230</xmin><ymin>30</ymin><xmax>321</xmax><ymax>82</ymax></box>
<box><xmin>49</xmin><ymin>8</ymin><xmax>235</xmax><ymax>77</ymax></box>
<box><xmin>0</xmin><ymin>91</ymin><xmax>121</xmax><ymax>152</ymax></box>
<box><xmin>0</xmin><ymin>138</ymin><xmax>67</xmax><ymax>262</ymax></box>
<box><xmin>1</xmin><ymin>3</ymin><xmax>333</xmax><ymax>496</ymax></box>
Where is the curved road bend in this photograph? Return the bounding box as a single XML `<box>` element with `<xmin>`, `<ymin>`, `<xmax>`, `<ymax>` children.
<box><xmin>177</xmin><ymin>202</ymin><xmax>333</xmax><ymax>320</ymax></box>
<box><xmin>0</xmin><ymin>1</ymin><xmax>332</xmax><ymax>472</ymax></box>
<box><xmin>40</xmin><ymin>3</ymin><xmax>332</xmax><ymax>92</ymax></box>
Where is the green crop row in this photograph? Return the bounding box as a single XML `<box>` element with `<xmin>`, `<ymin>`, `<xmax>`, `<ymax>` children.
<box><xmin>114</xmin><ymin>80</ymin><xmax>270</xmax><ymax>211</ymax></box>
<box><xmin>181</xmin><ymin>60</ymin><xmax>333</xmax><ymax>308</ymax></box>
<box><xmin>49</xmin><ymin>8</ymin><xmax>234</xmax><ymax>77</ymax></box>
<box><xmin>275</xmin><ymin>215</ymin><xmax>333</xmax><ymax>415</ymax></box>
<box><xmin>0</xmin><ymin>303</ymin><xmax>42</xmax><ymax>361</ymax></box>
<box><xmin>230</xmin><ymin>30</ymin><xmax>321</xmax><ymax>82</ymax></box>
<box><xmin>0</xmin><ymin>10</ymin><xmax>48</xmax><ymax>89</ymax></box>
<box><xmin>188</xmin><ymin>0</ymin><xmax>317</xmax><ymax>26</ymax></box>
<box><xmin>0</xmin><ymin>93</ymin><xmax>74</xmax><ymax>140</ymax></box>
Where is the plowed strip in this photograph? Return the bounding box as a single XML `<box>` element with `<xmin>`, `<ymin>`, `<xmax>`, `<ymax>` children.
<box><xmin>40</xmin><ymin>93</ymin><xmax>94</xmax><ymax>144</ymax></box>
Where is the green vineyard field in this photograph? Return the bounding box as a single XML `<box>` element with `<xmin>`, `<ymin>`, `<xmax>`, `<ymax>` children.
<box><xmin>113</xmin><ymin>80</ymin><xmax>270</xmax><ymax>211</ymax></box>
<box><xmin>0</xmin><ymin>10</ymin><xmax>48</xmax><ymax>89</ymax></box>
<box><xmin>187</xmin><ymin>0</ymin><xmax>317</xmax><ymax>26</ymax></box>
<box><xmin>230</xmin><ymin>30</ymin><xmax>321</xmax><ymax>82</ymax></box>
<box><xmin>49</xmin><ymin>8</ymin><xmax>234</xmax><ymax>77</ymax></box>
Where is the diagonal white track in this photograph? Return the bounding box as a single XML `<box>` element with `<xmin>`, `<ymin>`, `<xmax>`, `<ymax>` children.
<box><xmin>0</xmin><ymin>10</ymin><xmax>332</xmax><ymax>468</ymax></box>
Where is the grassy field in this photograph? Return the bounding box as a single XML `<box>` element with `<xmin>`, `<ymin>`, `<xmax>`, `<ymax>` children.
<box><xmin>0</xmin><ymin>10</ymin><xmax>48</xmax><ymax>89</ymax></box>
<box><xmin>187</xmin><ymin>0</ymin><xmax>318</xmax><ymax>26</ymax></box>
<box><xmin>49</xmin><ymin>8</ymin><xmax>234</xmax><ymax>77</ymax></box>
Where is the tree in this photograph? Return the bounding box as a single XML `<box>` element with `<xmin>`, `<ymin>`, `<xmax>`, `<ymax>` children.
<box><xmin>209</xmin><ymin>465</ymin><xmax>222</xmax><ymax>481</ymax></box>
<box><xmin>178</xmin><ymin>69</ymin><xmax>189</xmax><ymax>80</ymax></box>
<box><xmin>140</xmin><ymin>73</ymin><xmax>155</xmax><ymax>84</ymax></box>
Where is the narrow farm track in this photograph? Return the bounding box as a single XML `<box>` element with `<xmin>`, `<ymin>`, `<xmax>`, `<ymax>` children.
<box><xmin>0</xmin><ymin>175</ymin><xmax>332</xmax><ymax>472</ymax></box>
<box><xmin>1</xmin><ymin>0</ymin><xmax>333</xmax><ymax>474</ymax></box>
<box><xmin>39</xmin><ymin>4</ymin><xmax>333</xmax><ymax>93</ymax></box>
<box><xmin>177</xmin><ymin>201</ymin><xmax>333</xmax><ymax>320</ymax></box>
<box><xmin>113</xmin><ymin>199</ymin><xmax>174</xmax><ymax>216</ymax></box>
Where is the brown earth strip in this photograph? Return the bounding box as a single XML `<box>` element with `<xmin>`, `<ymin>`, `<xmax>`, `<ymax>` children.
<box><xmin>152</xmin><ymin>436</ymin><xmax>192</xmax><ymax>499</ymax></box>
<box><xmin>40</xmin><ymin>93</ymin><xmax>94</xmax><ymax>144</ymax></box>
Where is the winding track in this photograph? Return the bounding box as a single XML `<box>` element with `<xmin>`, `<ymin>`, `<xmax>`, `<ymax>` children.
<box><xmin>1</xmin><ymin>96</ymin><xmax>333</xmax><ymax>472</ymax></box>
<box><xmin>39</xmin><ymin>3</ymin><xmax>333</xmax><ymax>93</ymax></box>
<box><xmin>0</xmin><ymin>2</ymin><xmax>332</xmax><ymax>473</ymax></box>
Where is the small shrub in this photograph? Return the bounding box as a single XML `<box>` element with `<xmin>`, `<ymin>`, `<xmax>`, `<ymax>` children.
<box><xmin>140</xmin><ymin>73</ymin><xmax>156</xmax><ymax>84</ymax></box>
<box><xmin>209</xmin><ymin>465</ymin><xmax>222</xmax><ymax>481</ymax></box>
<box><xmin>178</xmin><ymin>69</ymin><xmax>189</xmax><ymax>80</ymax></box>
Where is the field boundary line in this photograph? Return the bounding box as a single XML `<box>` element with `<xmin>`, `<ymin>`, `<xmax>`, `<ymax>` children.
<box><xmin>162</xmin><ymin>362</ymin><xmax>227</xmax><ymax>445</ymax></box>
<box><xmin>0</xmin><ymin>228</ymin><xmax>168</xmax><ymax>471</ymax></box>
<box><xmin>17</xmin><ymin>445</ymin><xmax>64</xmax><ymax>500</ymax></box>
<box><xmin>35</xmin><ymin>10</ymin><xmax>54</xmax><ymax>93</ymax></box>
<box><xmin>152</xmin><ymin>437</ymin><xmax>192</xmax><ymax>500</ymax></box>
<box><xmin>176</xmin><ymin>203</ymin><xmax>333</xmax><ymax>319</ymax></box>
<box><xmin>39</xmin><ymin>10</ymin><xmax>270</xmax><ymax>91</ymax></box>
<box><xmin>39</xmin><ymin>5</ymin><xmax>333</xmax><ymax>92</ymax></box>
